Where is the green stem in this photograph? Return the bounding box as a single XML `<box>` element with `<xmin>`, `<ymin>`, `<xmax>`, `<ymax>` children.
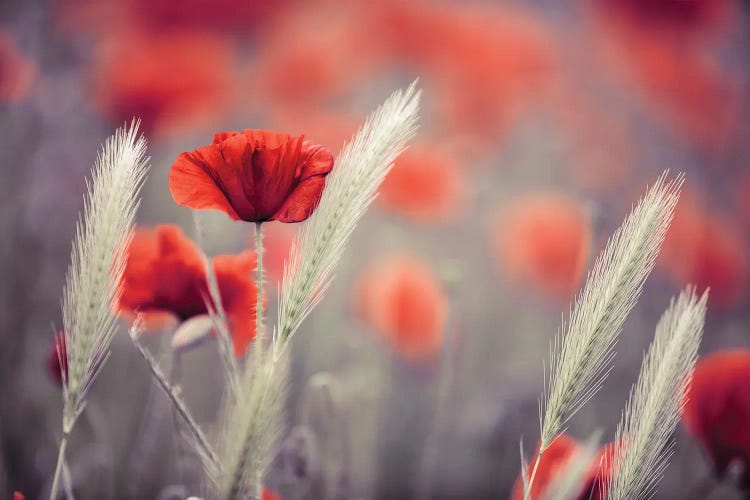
<box><xmin>50</xmin><ymin>430</ymin><xmax>69</xmax><ymax>499</ymax></box>
<box><xmin>255</xmin><ymin>222</ymin><xmax>264</xmax><ymax>348</ymax></box>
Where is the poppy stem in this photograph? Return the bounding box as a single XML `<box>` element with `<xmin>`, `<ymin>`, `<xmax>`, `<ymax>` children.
<box><xmin>256</xmin><ymin>222</ymin><xmax>264</xmax><ymax>348</ymax></box>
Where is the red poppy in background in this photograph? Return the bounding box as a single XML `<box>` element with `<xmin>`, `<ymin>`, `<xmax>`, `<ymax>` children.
<box><xmin>92</xmin><ymin>32</ymin><xmax>233</xmax><ymax>137</ymax></box>
<box><xmin>129</xmin><ymin>0</ymin><xmax>282</xmax><ymax>37</ymax></box>
<box><xmin>262</xmin><ymin>487</ymin><xmax>283</xmax><ymax>500</ymax></box>
<box><xmin>118</xmin><ymin>225</ymin><xmax>262</xmax><ymax>356</ymax></box>
<box><xmin>661</xmin><ymin>195</ymin><xmax>747</xmax><ymax>309</ymax></box>
<box><xmin>13</xmin><ymin>492</ymin><xmax>24</xmax><ymax>500</ymax></box>
<box><xmin>511</xmin><ymin>434</ymin><xmax>606</xmax><ymax>500</ymax></box>
<box><xmin>683</xmin><ymin>349</ymin><xmax>750</xmax><ymax>490</ymax></box>
<box><xmin>354</xmin><ymin>254</ymin><xmax>447</xmax><ymax>362</ymax></box>
<box><xmin>378</xmin><ymin>145</ymin><xmax>466</xmax><ymax>223</ymax></box>
<box><xmin>0</xmin><ymin>30</ymin><xmax>34</xmax><ymax>103</ymax></box>
<box><xmin>591</xmin><ymin>0</ymin><xmax>740</xmax><ymax>148</ymax></box>
<box><xmin>492</xmin><ymin>192</ymin><xmax>591</xmax><ymax>300</ymax></box>
<box><xmin>46</xmin><ymin>332</ymin><xmax>67</xmax><ymax>387</ymax></box>
<box><xmin>170</xmin><ymin>130</ymin><xmax>334</xmax><ymax>224</ymax></box>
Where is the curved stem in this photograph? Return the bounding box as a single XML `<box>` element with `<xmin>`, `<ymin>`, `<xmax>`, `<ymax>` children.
<box><xmin>256</xmin><ymin>222</ymin><xmax>264</xmax><ymax>348</ymax></box>
<box><xmin>50</xmin><ymin>430</ymin><xmax>70</xmax><ymax>500</ymax></box>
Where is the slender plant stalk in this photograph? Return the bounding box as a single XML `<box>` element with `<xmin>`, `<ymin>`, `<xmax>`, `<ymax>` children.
<box><xmin>50</xmin><ymin>432</ymin><xmax>69</xmax><ymax>500</ymax></box>
<box><xmin>206</xmin><ymin>256</ymin><xmax>241</xmax><ymax>396</ymax></box>
<box><xmin>130</xmin><ymin>328</ymin><xmax>220</xmax><ymax>475</ymax></box>
<box><xmin>256</xmin><ymin>222</ymin><xmax>264</xmax><ymax>347</ymax></box>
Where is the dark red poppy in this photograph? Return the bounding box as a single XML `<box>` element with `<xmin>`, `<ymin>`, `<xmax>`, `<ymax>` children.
<box><xmin>13</xmin><ymin>492</ymin><xmax>24</xmax><ymax>500</ymax></box>
<box><xmin>46</xmin><ymin>332</ymin><xmax>67</xmax><ymax>387</ymax></box>
<box><xmin>683</xmin><ymin>349</ymin><xmax>750</xmax><ymax>490</ymax></box>
<box><xmin>512</xmin><ymin>434</ymin><xmax>607</xmax><ymax>500</ymax></box>
<box><xmin>118</xmin><ymin>225</ymin><xmax>262</xmax><ymax>356</ymax></box>
<box><xmin>169</xmin><ymin>130</ymin><xmax>334</xmax><ymax>223</ymax></box>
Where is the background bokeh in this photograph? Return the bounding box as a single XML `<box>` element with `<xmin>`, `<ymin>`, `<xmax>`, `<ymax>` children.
<box><xmin>1</xmin><ymin>0</ymin><xmax>749</xmax><ymax>498</ymax></box>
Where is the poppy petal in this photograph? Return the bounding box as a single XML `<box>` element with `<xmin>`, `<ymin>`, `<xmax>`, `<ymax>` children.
<box><xmin>271</xmin><ymin>176</ymin><xmax>327</xmax><ymax>223</ymax></box>
<box><xmin>169</xmin><ymin>148</ymin><xmax>241</xmax><ymax>220</ymax></box>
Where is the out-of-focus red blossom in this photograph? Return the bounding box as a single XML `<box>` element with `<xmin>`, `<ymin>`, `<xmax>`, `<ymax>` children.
<box><xmin>129</xmin><ymin>0</ymin><xmax>283</xmax><ymax>36</ymax></box>
<box><xmin>13</xmin><ymin>492</ymin><xmax>24</xmax><ymax>500</ymax></box>
<box><xmin>683</xmin><ymin>349</ymin><xmax>750</xmax><ymax>490</ymax></box>
<box><xmin>366</xmin><ymin>1</ymin><xmax>559</xmax><ymax>139</ymax></box>
<box><xmin>118</xmin><ymin>225</ymin><xmax>263</xmax><ymax>356</ymax></box>
<box><xmin>660</xmin><ymin>195</ymin><xmax>747</xmax><ymax>308</ymax></box>
<box><xmin>354</xmin><ymin>254</ymin><xmax>447</xmax><ymax>362</ymax></box>
<box><xmin>261</xmin><ymin>487</ymin><xmax>283</xmax><ymax>500</ymax></box>
<box><xmin>592</xmin><ymin>1</ymin><xmax>740</xmax><ymax>148</ymax></box>
<box><xmin>91</xmin><ymin>32</ymin><xmax>233</xmax><ymax>137</ymax></box>
<box><xmin>0</xmin><ymin>31</ymin><xmax>34</xmax><ymax>103</ymax></box>
<box><xmin>378</xmin><ymin>145</ymin><xmax>466</xmax><ymax>223</ymax></box>
<box><xmin>170</xmin><ymin>129</ymin><xmax>334</xmax><ymax>224</ymax></box>
<box><xmin>253</xmin><ymin>7</ymin><xmax>369</xmax><ymax>112</ymax></box>
<box><xmin>739</xmin><ymin>175</ymin><xmax>750</xmax><ymax>227</ymax></box>
<box><xmin>260</xmin><ymin>223</ymin><xmax>296</xmax><ymax>283</ymax></box>
<box><xmin>46</xmin><ymin>332</ymin><xmax>67</xmax><ymax>387</ymax></box>
<box><xmin>598</xmin><ymin>0</ymin><xmax>735</xmax><ymax>36</ymax></box>
<box><xmin>492</xmin><ymin>193</ymin><xmax>591</xmax><ymax>300</ymax></box>
<box><xmin>511</xmin><ymin>434</ymin><xmax>607</xmax><ymax>500</ymax></box>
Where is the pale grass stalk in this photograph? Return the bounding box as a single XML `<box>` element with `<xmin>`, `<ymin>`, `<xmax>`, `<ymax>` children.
<box><xmin>527</xmin><ymin>172</ymin><xmax>682</xmax><ymax>499</ymax></box>
<box><xmin>212</xmin><ymin>82</ymin><xmax>421</xmax><ymax>500</ymax></box>
<box><xmin>606</xmin><ymin>287</ymin><xmax>708</xmax><ymax>500</ymax></box>
<box><xmin>276</xmin><ymin>81</ymin><xmax>421</xmax><ymax>356</ymax></box>
<box><xmin>52</xmin><ymin>121</ymin><xmax>149</xmax><ymax>499</ymax></box>
<box><xmin>129</xmin><ymin>320</ymin><xmax>221</xmax><ymax>479</ymax></box>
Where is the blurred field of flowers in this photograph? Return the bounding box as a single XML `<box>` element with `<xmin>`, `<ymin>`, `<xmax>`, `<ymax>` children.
<box><xmin>1</xmin><ymin>0</ymin><xmax>749</xmax><ymax>498</ymax></box>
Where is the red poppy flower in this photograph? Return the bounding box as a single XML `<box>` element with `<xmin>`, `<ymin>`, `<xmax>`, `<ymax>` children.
<box><xmin>169</xmin><ymin>130</ymin><xmax>334</xmax><ymax>224</ymax></box>
<box><xmin>13</xmin><ymin>492</ymin><xmax>24</xmax><ymax>500</ymax></box>
<box><xmin>46</xmin><ymin>332</ymin><xmax>67</xmax><ymax>387</ymax></box>
<box><xmin>378</xmin><ymin>145</ymin><xmax>466</xmax><ymax>223</ymax></box>
<box><xmin>261</xmin><ymin>487</ymin><xmax>283</xmax><ymax>500</ymax></box>
<box><xmin>683</xmin><ymin>349</ymin><xmax>750</xmax><ymax>490</ymax></box>
<box><xmin>354</xmin><ymin>254</ymin><xmax>447</xmax><ymax>361</ymax></box>
<box><xmin>492</xmin><ymin>192</ymin><xmax>591</xmax><ymax>300</ymax></box>
<box><xmin>661</xmin><ymin>195</ymin><xmax>747</xmax><ymax>309</ymax></box>
<box><xmin>0</xmin><ymin>30</ymin><xmax>34</xmax><ymax>103</ymax></box>
<box><xmin>118</xmin><ymin>225</ymin><xmax>262</xmax><ymax>356</ymax></box>
<box><xmin>512</xmin><ymin>434</ymin><xmax>607</xmax><ymax>500</ymax></box>
<box><xmin>92</xmin><ymin>32</ymin><xmax>233</xmax><ymax>137</ymax></box>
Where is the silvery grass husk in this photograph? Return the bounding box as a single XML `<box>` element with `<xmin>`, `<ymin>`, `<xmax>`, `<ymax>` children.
<box><xmin>52</xmin><ymin>121</ymin><xmax>149</xmax><ymax>499</ymax></box>
<box><xmin>525</xmin><ymin>172</ymin><xmax>682</xmax><ymax>499</ymax></box>
<box><xmin>209</xmin><ymin>82</ymin><xmax>421</xmax><ymax>500</ymax></box>
<box><xmin>606</xmin><ymin>287</ymin><xmax>708</xmax><ymax>500</ymax></box>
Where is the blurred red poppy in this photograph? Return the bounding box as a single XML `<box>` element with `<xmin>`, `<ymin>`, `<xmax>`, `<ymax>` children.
<box><xmin>661</xmin><ymin>196</ymin><xmax>747</xmax><ymax>308</ymax></box>
<box><xmin>683</xmin><ymin>349</ymin><xmax>750</xmax><ymax>490</ymax></box>
<box><xmin>378</xmin><ymin>145</ymin><xmax>466</xmax><ymax>223</ymax></box>
<box><xmin>170</xmin><ymin>130</ymin><xmax>334</xmax><ymax>224</ymax></box>
<box><xmin>262</xmin><ymin>487</ymin><xmax>283</xmax><ymax>500</ymax></box>
<box><xmin>46</xmin><ymin>332</ymin><xmax>67</xmax><ymax>387</ymax></box>
<box><xmin>92</xmin><ymin>32</ymin><xmax>233</xmax><ymax>136</ymax></box>
<box><xmin>354</xmin><ymin>254</ymin><xmax>447</xmax><ymax>361</ymax></box>
<box><xmin>0</xmin><ymin>30</ymin><xmax>34</xmax><ymax>103</ymax></box>
<box><xmin>129</xmin><ymin>0</ymin><xmax>282</xmax><ymax>37</ymax></box>
<box><xmin>512</xmin><ymin>434</ymin><xmax>606</xmax><ymax>500</ymax></box>
<box><xmin>119</xmin><ymin>225</ymin><xmax>262</xmax><ymax>356</ymax></box>
<box><xmin>597</xmin><ymin>0</ymin><xmax>735</xmax><ymax>36</ymax></box>
<box><xmin>13</xmin><ymin>492</ymin><xmax>24</xmax><ymax>500</ymax></box>
<box><xmin>492</xmin><ymin>192</ymin><xmax>591</xmax><ymax>300</ymax></box>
